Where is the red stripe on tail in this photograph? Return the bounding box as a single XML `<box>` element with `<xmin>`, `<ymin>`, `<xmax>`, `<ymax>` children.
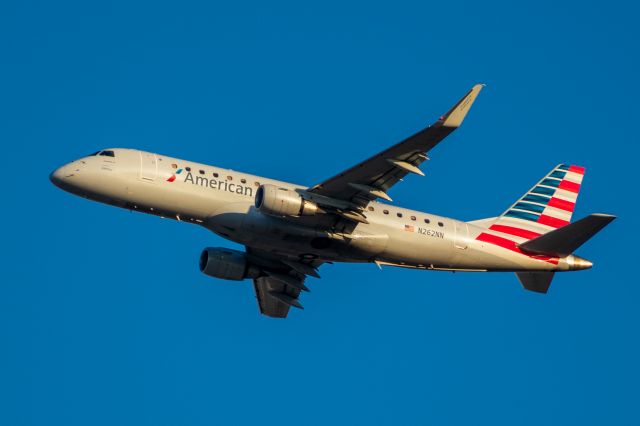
<box><xmin>477</xmin><ymin>232</ymin><xmax>519</xmax><ymax>251</ymax></box>
<box><xmin>547</xmin><ymin>197</ymin><xmax>575</xmax><ymax>212</ymax></box>
<box><xmin>537</xmin><ymin>214</ymin><xmax>570</xmax><ymax>228</ymax></box>
<box><xmin>558</xmin><ymin>180</ymin><xmax>580</xmax><ymax>193</ymax></box>
<box><xmin>476</xmin><ymin>232</ymin><xmax>558</xmax><ymax>264</ymax></box>
<box><xmin>488</xmin><ymin>224</ymin><xmax>542</xmax><ymax>240</ymax></box>
<box><xmin>569</xmin><ymin>165</ymin><xmax>585</xmax><ymax>175</ymax></box>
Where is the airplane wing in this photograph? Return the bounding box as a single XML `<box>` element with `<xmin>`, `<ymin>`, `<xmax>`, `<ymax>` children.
<box><xmin>253</xmin><ymin>276</ymin><xmax>304</xmax><ymax>318</ymax></box>
<box><xmin>308</xmin><ymin>84</ymin><xmax>484</xmax><ymax>207</ymax></box>
<box><xmin>247</xmin><ymin>247</ymin><xmax>323</xmax><ymax>318</ymax></box>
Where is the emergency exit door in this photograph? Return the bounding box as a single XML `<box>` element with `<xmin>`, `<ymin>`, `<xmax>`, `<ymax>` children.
<box><xmin>139</xmin><ymin>152</ymin><xmax>158</xmax><ymax>181</ymax></box>
<box><xmin>454</xmin><ymin>221</ymin><xmax>469</xmax><ymax>250</ymax></box>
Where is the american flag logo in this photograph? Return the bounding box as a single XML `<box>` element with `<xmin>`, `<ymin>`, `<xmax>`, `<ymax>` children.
<box><xmin>404</xmin><ymin>224</ymin><xmax>415</xmax><ymax>232</ymax></box>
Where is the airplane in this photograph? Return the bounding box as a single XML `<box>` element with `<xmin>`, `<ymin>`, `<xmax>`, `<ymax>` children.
<box><xmin>50</xmin><ymin>84</ymin><xmax>615</xmax><ymax>318</ymax></box>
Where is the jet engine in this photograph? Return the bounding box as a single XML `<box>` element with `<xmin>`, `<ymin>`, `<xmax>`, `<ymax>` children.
<box><xmin>199</xmin><ymin>247</ymin><xmax>257</xmax><ymax>281</ymax></box>
<box><xmin>255</xmin><ymin>184</ymin><xmax>318</xmax><ymax>217</ymax></box>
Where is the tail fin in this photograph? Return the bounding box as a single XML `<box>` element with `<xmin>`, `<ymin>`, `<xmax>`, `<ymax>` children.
<box><xmin>478</xmin><ymin>164</ymin><xmax>586</xmax><ymax>241</ymax></box>
<box><xmin>501</xmin><ymin>164</ymin><xmax>585</xmax><ymax>229</ymax></box>
<box><xmin>470</xmin><ymin>165</ymin><xmax>615</xmax><ymax>295</ymax></box>
<box><xmin>518</xmin><ymin>213</ymin><xmax>616</xmax><ymax>257</ymax></box>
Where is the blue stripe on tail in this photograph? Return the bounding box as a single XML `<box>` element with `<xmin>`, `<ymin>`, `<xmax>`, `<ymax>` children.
<box><xmin>522</xmin><ymin>194</ymin><xmax>551</xmax><ymax>204</ymax></box>
<box><xmin>513</xmin><ymin>202</ymin><xmax>546</xmax><ymax>213</ymax></box>
<box><xmin>531</xmin><ymin>186</ymin><xmax>555</xmax><ymax>196</ymax></box>
<box><xmin>505</xmin><ymin>210</ymin><xmax>540</xmax><ymax>222</ymax></box>
<box><xmin>549</xmin><ymin>170</ymin><xmax>567</xmax><ymax>179</ymax></box>
<box><xmin>540</xmin><ymin>178</ymin><xmax>561</xmax><ymax>188</ymax></box>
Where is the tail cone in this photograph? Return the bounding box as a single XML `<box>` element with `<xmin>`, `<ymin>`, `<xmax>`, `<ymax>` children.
<box><xmin>569</xmin><ymin>255</ymin><xmax>593</xmax><ymax>270</ymax></box>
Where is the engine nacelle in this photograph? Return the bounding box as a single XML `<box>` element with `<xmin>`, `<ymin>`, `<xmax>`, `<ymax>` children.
<box><xmin>199</xmin><ymin>247</ymin><xmax>250</xmax><ymax>281</ymax></box>
<box><xmin>255</xmin><ymin>184</ymin><xmax>318</xmax><ymax>217</ymax></box>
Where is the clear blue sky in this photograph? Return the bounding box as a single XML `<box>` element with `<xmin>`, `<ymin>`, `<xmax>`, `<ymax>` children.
<box><xmin>1</xmin><ymin>1</ymin><xmax>638</xmax><ymax>425</ymax></box>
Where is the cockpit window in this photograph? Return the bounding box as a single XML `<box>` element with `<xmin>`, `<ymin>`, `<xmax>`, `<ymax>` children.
<box><xmin>88</xmin><ymin>151</ymin><xmax>100</xmax><ymax>156</ymax></box>
<box><xmin>99</xmin><ymin>150</ymin><xmax>115</xmax><ymax>157</ymax></box>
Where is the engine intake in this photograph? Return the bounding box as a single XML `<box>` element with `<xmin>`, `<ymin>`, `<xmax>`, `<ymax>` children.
<box><xmin>255</xmin><ymin>184</ymin><xmax>318</xmax><ymax>217</ymax></box>
<box><xmin>199</xmin><ymin>247</ymin><xmax>251</xmax><ymax>281</ymax></box>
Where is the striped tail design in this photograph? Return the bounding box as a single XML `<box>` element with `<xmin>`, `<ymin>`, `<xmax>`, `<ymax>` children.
<box><xmin>501</xmin><ymin>164</ymin><xmax>584</xmax><ymax>231</ymax></box>
<box><xmin>474</xmin><ymin>164</ymin><xmax>585</xmax><ymax>264</ymax></box>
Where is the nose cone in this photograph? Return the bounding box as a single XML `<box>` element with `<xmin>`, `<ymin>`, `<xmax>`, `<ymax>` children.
<box><xmin>49</xmin><ymin>167</ymin><xmax>65</xmax><ymax>188</ymax></box>
<box><xmin>50</xmin><ymin>163</ymin><xmax>79</xmax><ymax>192</ymax></box>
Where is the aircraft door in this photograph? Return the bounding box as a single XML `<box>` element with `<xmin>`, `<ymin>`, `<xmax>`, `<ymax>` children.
<box><xmin>139</xmin><ymin>152</ymin><xmax>158</xmax><ymax>182</ymax></box>
<box><xmin>454</xmin><ymin>221</ymin><xmax>468</xmax><ymax>250</ymax></box>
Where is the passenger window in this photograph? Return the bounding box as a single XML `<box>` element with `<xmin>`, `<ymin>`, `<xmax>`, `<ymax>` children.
<box><xmin>424</xmin><ymin>218</ymin><xmax>430</xmax><ymax>224</ymax></box>
<box><xmin>397</xmin><ymin>212</ymin><xmax>403</xmax><ymax>218</ymax></box>
<box><xmin>254</xmin><ymin>181</ymin><xmax>261</xmax><ymax>187</ymax></box>
<box><xmin>213</xmin><ymin>172</ymin><xmax>219</xmax><ymax>177</ymax></box>
<box><xmin>227</xmin><ymin>175</ymin><xmax>233</xmax><ymax>181</ymax></box>
<box><xmin>438</xmin><ymin>221</ymin><xmax>444</xmax><ymax>227</ymax></box>
<box><xmin>383</xmin><ymin>210</ymin><xmax>389</xmax><ymax>215</ymax></box>
<box><xmin>241</xmin><ymin>178</ymin><xmax>246</xmax><ymax>184</ymax></box>
<box><xmin>186</xmin><ymin>167</ymin><xmax>191</xmax><ymax>172</ymax></box>
<box><xmin>411</xmin><ymin>215</ymin><xmax>416</xmax><ymax>221</ymax></box>
<box><xmin>368</xmin><ymin>206</ymin><xmax>375</xmax><ymax>211</ymax></box>
<box><xmin>171</xmin><ymin>163</ymin><xmax>178</xmax><ymax>169</ymax></box>
<box><xmin>199</xmin><ymin>170</ymin><xmax>205</xmax><ymax>175</ymax></box>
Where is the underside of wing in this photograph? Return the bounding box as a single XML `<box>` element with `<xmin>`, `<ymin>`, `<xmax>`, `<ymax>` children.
<box><xmin>308</xmin><ymin>84</ymin><xmax>484</xmax><ymax>207</ymax></box>
<box><xmin>253</xmin><ymin>276</ymin><xmax>303</xmax><ymax>318</ymax></box>
<box><xmin>246</xmin><ymin>247</ymin><xmax>323</xmax><ymax>318</ymax></box>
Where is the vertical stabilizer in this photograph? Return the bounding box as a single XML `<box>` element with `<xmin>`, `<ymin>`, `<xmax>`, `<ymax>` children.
<box><xmin>500</xmin><ymin>164</ymin><xmax>585</xmax><ymax>231</ymax></box>
<box><xmin>473</xmin><ymin>164</ymin><xmax>586</xmax><ymax>247</ymax></box>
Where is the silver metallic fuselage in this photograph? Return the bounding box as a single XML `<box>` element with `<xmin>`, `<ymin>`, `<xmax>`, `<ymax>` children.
<box><xmin>50</xmin><ymin>148</ymin><xmax>590</xmax><ymax>273</ymax></box>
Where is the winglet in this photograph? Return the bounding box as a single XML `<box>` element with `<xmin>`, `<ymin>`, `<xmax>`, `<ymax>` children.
<box><xmin>439</xmin><ymin>84</ymin><xmax>484</xmax><ymax>128</ymax></box>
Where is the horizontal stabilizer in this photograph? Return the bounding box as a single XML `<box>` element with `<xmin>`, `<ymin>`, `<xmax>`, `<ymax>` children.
<box><xmin>516</xmin><ymin>272</ymin><xmax>555</xmax><ymax>294</ymax></box>
<box><xmin>518</xmin><ymin>214</ymin><xmax>616</xmax><ymax>257</ymax></box>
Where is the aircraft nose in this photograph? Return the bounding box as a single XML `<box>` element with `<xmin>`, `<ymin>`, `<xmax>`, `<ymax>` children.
<box><xmin>50</xmin><ymin>163</ymin><xmax>78</xmax><ymax>190</ymax></box>
<box><xmin>49</xmin><ymin>166</ymin><xmax>65</xmax><ymax>188</ymax></box>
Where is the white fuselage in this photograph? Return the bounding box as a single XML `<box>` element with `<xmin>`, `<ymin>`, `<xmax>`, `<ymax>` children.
<box><xmin>50</xmin><ymin>148</ymin><xmax>589</xmax><ymax>273</ymax></box>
